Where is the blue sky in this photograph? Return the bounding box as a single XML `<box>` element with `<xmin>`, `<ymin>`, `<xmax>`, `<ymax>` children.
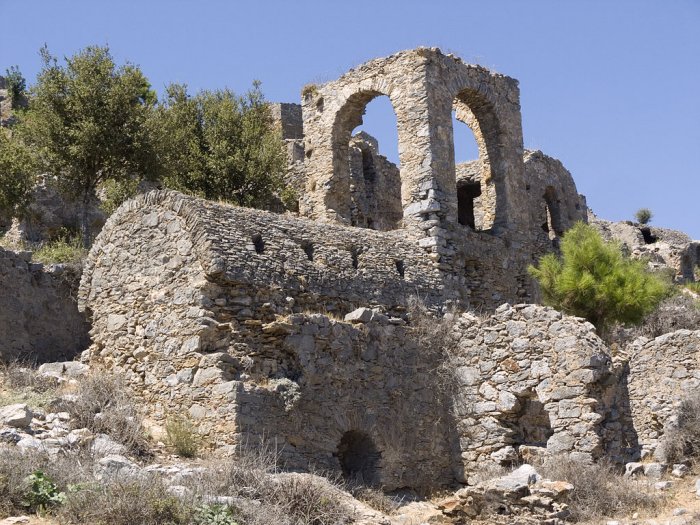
<box><xmin>1</xmin><ymin>0</ymin><xmax>698</xmax><ymax>238</ymax></box>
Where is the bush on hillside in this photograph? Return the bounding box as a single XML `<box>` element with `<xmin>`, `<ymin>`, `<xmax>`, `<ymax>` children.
<box><xmin>634</xmin><ymin>207</ymin><xmax>653</xmax><ymax>225</ymax></box>
<box><xmin>149</xmin><ymin>81</ymin><xmax>290</xmax><ymax>210</ymax></box>
<box><xmin>528</xmin><ymin>222</ymin><xmax>671</xmax><ymax>334</ymax></box>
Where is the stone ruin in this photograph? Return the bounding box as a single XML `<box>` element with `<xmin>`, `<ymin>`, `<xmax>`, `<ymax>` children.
<box><xmin>48</xmin><ymin>48</ymin><xmax>699</xmax><ymax>491</ymax></box>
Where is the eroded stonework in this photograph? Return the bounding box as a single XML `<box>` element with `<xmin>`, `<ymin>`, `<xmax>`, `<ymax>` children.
<box><xmin>77</xmin><ymin>48</ymin><xmax>699</xmax><ymax>491</ymax></box>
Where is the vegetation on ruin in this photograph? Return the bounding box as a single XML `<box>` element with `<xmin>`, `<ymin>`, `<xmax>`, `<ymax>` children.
<box><xmin>529</xmin><ymin>222</ymin><xmax>671</xmax><ymax>333</ymax></box>
<box><xmin>635</xmin><ymin>207</ymin><xmax>653</xmax><ymax>225</ymax></box>
<box><xmin>12</xmin><ymin>45</ymin><xmax>157</xmax><ymax>247</ymax></box>
<box><xmin>540</xmin><ymin>456</ymin><xmax>663</xmax><ymax>522</ymax></box>
<box><xmin>32</xmin><ymin>230</ymin><xmax>87</xmax><ymax>265</ymax></box>
<box><xmin>4</xmin><ymin>65</ymin><xmax>27</xmax><ymax>110</ymax></box>
<box><xmin>165</xmin><ymin>416</ymin><xmax>200</xmax><ymax>458</ymax></box>
<box><xmin>0</xmin><ymin>128</ymin><xmax>36</xmax><ymax>219</ymax></box>
<box><xmin>149</xmin><ymin>81</ymin><xmax>289</xmax><ymax>209</ymax></box>
<box><xmin>1</xmin><ymin>45</ymin><xmax>291</xmax><ymax>235</ymax></box>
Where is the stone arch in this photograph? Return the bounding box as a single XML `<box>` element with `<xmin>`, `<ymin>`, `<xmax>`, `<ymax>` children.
<box><xmin>543</xmin><ymin>185</ymin><xmax>564</xmax><ymax>239</ymax></box>
<box><xmin>329</xmin><ymin>90</ymin><xmax>405</xmax><ymax>229</ymax></box>
<box><xmin>336</xmin><ymin>430</ymin><xmax>382</xmax><ymax>485</ymax></box>
<box><xmin>451</xmin><ymin>88</ymin><xmax>509</xmax><ymax>232</ymax></box>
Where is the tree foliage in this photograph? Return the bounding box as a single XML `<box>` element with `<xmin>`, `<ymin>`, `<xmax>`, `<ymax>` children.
<box><xmin>635</xmin><ymin>208</ymin><xmax>653</xmax><ymax>225</ymax></box>
<box><xmin>528</xmin><ymin>222</ymin><xmax>671</xmax><ymax>333</ymax></box>
<box><xmin>0</xmin><ymin>129</ymin><xmax>36</xmax><ymax>218</ymax></box>
<box><xmin>16</xmin><ymin>45</ymin><xmax>157</xmax><ymax>245</ymax></box>
<box><xmin>150</xmin><ymin>81</ymin><xmax>288</xmax><ymax>209</ymax></box>
<box><xmin>4</xmin><ymin>65</ymin><xmax>27</xmax><ymax>110</ymax></box>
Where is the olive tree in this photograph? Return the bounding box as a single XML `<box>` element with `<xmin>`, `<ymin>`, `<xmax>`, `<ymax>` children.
<box><xmin>150</xmin><ymin>81</ymin><xmax>288</xmax><ymax>209</ymax></box>
<box><xmin>18</xmin><ymin>45</ymin><xmax>156</xmax><ymax>246</ymax></box>
<box><xmin>0</xmin><ymin>129</ymin><xmax>35</xmax><ymax>218</ymax></box>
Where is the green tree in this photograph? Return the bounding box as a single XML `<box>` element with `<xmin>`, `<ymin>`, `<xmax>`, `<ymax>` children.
<box><xmin>150</xmin><ymin>81</ymin><xmax>288</xmax><ymax>209</ymax></box>
<box><xmin>528</xmin><ymin>222</ymin><xmax>670</xmax><ymax>333</ymax></box>
<box><xmin>17</xmin><ymin>45</ymin><xmax>157</xmax><ymax>246</ymax></box>
<box><xmin>0</xmin><ymin>129</ymin><xmax>35</xmax><ymax>218</ymax></box>
<box><xmin>4</xmin><ymin>65</ymin><xmax>27</xmax><ymax>110</ymax></box>
<box><xmin>635</xmin><ymin>208</ymin><xmax>653</xmax><ymax>225</ymax></box>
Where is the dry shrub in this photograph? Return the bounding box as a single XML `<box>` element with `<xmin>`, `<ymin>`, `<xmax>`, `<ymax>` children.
<box><xmin>0</xmin><ymin>361</ymin><xmax>59</xmax><ymax>409</ymax></box>
<box><xmin>165</xmin><ymin>417</ymin><xmax>200</xmax><ymax>458</ymax></box>
<box><xmin>628</xmin><ymin>294</ymin><xmax>700</xmax><ymax>340</ymax></box>
<box><xmin>59</xmin><ymin>475</ymin><xmax>192</xmax><ymax>525</ymax></box>
<box><xmin>269</xmin><ymin>473</ymin><xmax>352</xmax><ymax>525</ymax></box>
<box><xmin>346</xmin><ymin>484</ymin><xmax>400</xmax><ymax>514</ymax></box>
<box><xmin>68</xmin><ymin>373</ymin><xmax>149</xmax><ymax>456</ymax></box>
<box><xmin>194</xmin><ymin>443</ymin><xmax>352</xmax><ymax>525</ymax></box>
<box><xmin>0</xmin><ymin>361</ymin><xmax>57</xmax><ymax>392</ymax></box>
<box><xmin>0</xmin><ymin>446</ymin><xmax>41</xmax><ymax>516</ymax></box>
<box><xmin>540</xmin><ymin>456</ymin><xmax>663</xmax><ymax>522</ymax></box>
<box><xmin>406</xmin><ymin>295</ymin><xmax>459</xmax><ymax>353</ymax></box>
<box><xmin>659</xmin><ymin>392</ymin><xmax>700</xmax><ymax>465</ymax></box>
<box><xmin>0</xmin><ymin>447</ymin><xmax>94</xmax><ymax>518</ymax></box>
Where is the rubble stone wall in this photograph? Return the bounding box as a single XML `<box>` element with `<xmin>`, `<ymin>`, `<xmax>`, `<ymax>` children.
<box><xmin>623</xmin><ymin>330</ymin><xmax>700</xmax><ymax>460</ymax></box>
<box><xmin>0</xmin><ymin>247</ymin><xmax>89</xmax><ymax>362</ymax></box>
<box><xmin>449</xmin><ymin>304</ymin><xmax>612</xmax><ymax>483</ymax></box>
<box><xmin>301</xmin><ymin>47</ymin><xmax>527</xmax><ymax>240</ymax></box>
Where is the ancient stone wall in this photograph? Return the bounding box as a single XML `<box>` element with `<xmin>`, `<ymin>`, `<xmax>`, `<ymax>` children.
<box><xmin>448</xmin><ymin>304</ymin><xmax>612</xmax><ymax>483</ymax></box>
<box><xmin>81</xmin><ymin>190</ymin><xmax>534</xmax><ymax>315</ymax></box>
<box><xmin>590</xmin><ymin>213</ymin><xmax>699</xmax><ymax>282</ymax></box>
<box><xmin>300</xmin><ymin>47</ymin><xmax>527</xmax><ymax>241</ymax></box>
<box><xmin>0</xmin><ymin>247</ymin><xmax>89</xmax><ymax>362</ymax></box>
<box><xmin>347</xmin><ymin>132</ymin><xmax>402</xmax><ymax>231</ymax></box>
<box><xmin>620</xmin><ymin>330</ymin><xmax>700</xmax><ymax>461</ymax></box>
<box><xmin>79</xmin><ymin>193</ymin><xmax>457</xmax><ymax>489</ymax></box>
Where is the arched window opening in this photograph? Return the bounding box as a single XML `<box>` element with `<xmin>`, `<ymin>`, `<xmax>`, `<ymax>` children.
<box><xmin>337</xmin><ymin>430</ymin><xmax>381</xmax><ymax>485</ymax></box>
<box><xmin>452</xmin><ymin>94</ymin><xmax>495</xmax><ymax>232</ymax></box>
<box><xmin>543</xmin><ymin>186</ymin><xmax>564</xmax><ymax>240</ymax></box>
<box><xmin>345</xmin><ymin>95</ymin><xmax>402</xmax><ymax>231</ymax></box>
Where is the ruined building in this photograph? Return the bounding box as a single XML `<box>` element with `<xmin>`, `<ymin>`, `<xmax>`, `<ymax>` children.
<box><xmin>77</xmin><ymin>49</ymin><xmax>697</xmax><ymax>490</ymax></box>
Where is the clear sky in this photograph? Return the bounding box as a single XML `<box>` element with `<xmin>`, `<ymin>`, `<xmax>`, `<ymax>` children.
<box><xmin>1</xmin><ymin>0</ymin><xmax>698</xmax><ymax>238</ymax></box>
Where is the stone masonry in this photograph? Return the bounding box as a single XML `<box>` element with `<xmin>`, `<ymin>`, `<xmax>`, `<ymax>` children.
<box><xmin>77</xmin><ymin>48</ymin><xmax>699</xmax><ymax>491</ymax></box>
<box><xmin>0</xmin><ymin>247</ymin><xmax>89</xmax><ymax>362</ymax></box>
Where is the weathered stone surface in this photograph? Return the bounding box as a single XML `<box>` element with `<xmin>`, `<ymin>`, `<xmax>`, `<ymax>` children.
<box><xmin>0</xmin><ymin>404</ymin><xmax>33</xmax><ymax>428</ymax></box>
<box><xmin>37</xmin><ymin>361</ymin><xmax>89</xmax><ymax>379</ymax></box>
<box><xmin>0</xmin><ymin>247</ymin><xmax>89</xmax><ymax>362</ymax></box>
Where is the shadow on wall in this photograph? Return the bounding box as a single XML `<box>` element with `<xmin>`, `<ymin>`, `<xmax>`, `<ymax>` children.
<box><xmin>0</xmin><ymin>248</ymin><xmax>90</xmax><ymax>363</ymax></box>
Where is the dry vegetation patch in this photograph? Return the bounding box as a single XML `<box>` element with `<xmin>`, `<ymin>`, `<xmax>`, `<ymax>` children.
<box><xmin>540</xmin><ymin>456</ymin><xmax>664</xmax><ymax>522</ymax></box>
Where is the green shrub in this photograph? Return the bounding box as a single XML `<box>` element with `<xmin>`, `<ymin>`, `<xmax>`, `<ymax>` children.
<box><xmin>528</xmin><ymin>222</ymin><xmax>671</xmax><ymax>334</ymax></box>
<box><xmin>194</xmin><ymin>503</ymin><xmax>239</xmax><ymax>525</ymax></box>
<box><xmin>32</xmin><ymin>232</ymin><xmax>87</xmax><ymax>265</ymax></box>
<box><xmin>22</xmin><ymin>471</ymin><xmax>66</xmax><ymax>512</ymax></box>
<box><xmin>685</xmin><ymin>281</ymin><xmax>700</xmax><ymax>294</ymax></box>
<box><xmin>165</xmin><ymin>417</ymin><xmax>200</xmax><ymax>458</ymax></box>
<box><xmin>150</xmin><ymin>81</ymin><xmax>287</xmax><ymax>210</ymax></box>
<box><xmin>634</xmin><ymin>207</ymin><xmax>653</xmax><ymax>225</ymax></box>
<box><xmin>5</xmin><ymin>65</ymin><xmax>26</xmax><ymax>109</ymax></box>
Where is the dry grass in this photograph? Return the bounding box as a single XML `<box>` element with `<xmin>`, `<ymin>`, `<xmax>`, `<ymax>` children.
<box><xmin>59</xmin><ymin>475</ymin><xmax>193</xmax><ymax>525</ymax></box>
<box><xmin>623</xmin><ymin>293</ymin><xmax>700</xmax><ymax>341</ymax></box>
<box><xmin>188</xmin><ymin>442</ymin><xmax>354</xmax><ymax>525</ymax></box>
<box><xmin>0</xmin><ymin>361</ymin><xmax>59</xmax><ymax>410</ymax></box>
<box><xmin>540</xmin><ymin>456</ymin><xmax>664</xmax><ymax>522</ymax></box>
<box><xmin>165</xmin><ymin>417</ymin><xmax>200</xmax><ymax>458</ymax></box>
<box><xmin>346</xmin><ymin>484</ymin><xmax>400</xmax><ymax>514</ymax></box>
<box><xmin>67</xmin><ymin>374</ymin><xmax>150</xmax><ymax>457</ymax></box>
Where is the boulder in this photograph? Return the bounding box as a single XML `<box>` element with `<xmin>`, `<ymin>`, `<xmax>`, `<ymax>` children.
<box><xmin>0</xmin><ymin>404</ymin><xmax>33</xmax><ymax>428</ymax></box>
